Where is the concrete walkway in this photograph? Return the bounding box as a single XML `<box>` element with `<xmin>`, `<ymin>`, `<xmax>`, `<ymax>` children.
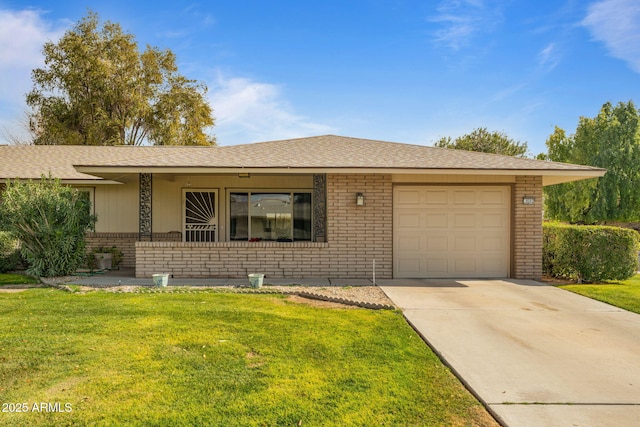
<box><xmin>64</xmin><ymin>269</ymin><xmax>375</xmax><ymax>287</ymax></box>
<box><xmin>379</xmin><ymin>279</ymin><xmax>640</xmax><ymax>427</ymax></box>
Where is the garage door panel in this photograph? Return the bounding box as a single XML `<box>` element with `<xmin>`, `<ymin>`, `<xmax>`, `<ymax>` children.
<box><xmin>481</xmin><ymin>213</ymin><xmax>506</xmax><ymax>227</ymax></box>
<box><xmin>426</xmin><ymin>235</ymin><xmax>448</xmax><ymax>251</ymax></box>
<box><xmin>394</xmin><ymin>186</ymin><xmax>510</xmax><ymax>278</ymax></box>
<box><xmin>425</xmin><ymin>213</ymin><xmax>448</xmax><ymax>227</ymax></box>
<box><xmin>397</xmin><ymin>211</ymin><xmax>421</xmax><ymax>228</ymax></box>
<box><xmin>453</xmin><ymin>190</ymin><xmax>476</xmax><ymax>205</ymax></box>
<box><xmin>396</xmin><ymin>189</ymin><xmax>421</xmax><ymax>205</ymax></box>
<box><xmin>479</xmin><ymin>257</ymin><xmax>506</xmax><ymax>274</ymax></box>
<box><xmin>453</xmin><ymin>213</ymin><xmax>476</xmax><ymax>227</ymax></box>
<box><xmin>454</xmin><ymin>258</ymin><xmax>477</xmax><ymax>274</ymax></box>
<box><xmin>426</xmin><ymin>258</ymin><xmax>448</xmax><ymax>275</ymax></box>
<box><xmin>481</xmin><ymin>189</ymin><xmax>507</xmax><ymax>204</ymax></box>
<box><xmin>396</xmin><ymin>235</ymin><xmax>421</xmax><ymax>251</ymax></box>
<box><xmin>424</xmin><ymin>190</ymin><xmax>448</xmax><ymax>204</ymax></box>
<box><xmin>454</xmin><ymin>235</ymin><xmax>476</xmax><ymax>251</ymax></box>
<box><xmin>397</xmin><ymin>258</ymin><xmax>422</xmax><ymax>276</ymax></box>
<box><xmin>481</xmin><ymin>235</ymin><xmax>506</xmax><ymax>251</ymax></box>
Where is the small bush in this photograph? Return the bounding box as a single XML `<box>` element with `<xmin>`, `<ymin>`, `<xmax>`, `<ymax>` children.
<box><xmin>543</xmin><ymin>222</ymin><xmax>640</xmax><ymax>283</ymax></box>
<box><xmin>87</xmin><ymin>246</ymin><xmax>124</xmax><ymax>270</ymax></box>
<box><xmin>0</xmin><ymin>177</ymin><xmax>96</xmax><ymax>277</ymax></box>
<box><xmin>0</xmin><ymin>231</ymin><xmax>21</xmax><ymax>273</ymax></box>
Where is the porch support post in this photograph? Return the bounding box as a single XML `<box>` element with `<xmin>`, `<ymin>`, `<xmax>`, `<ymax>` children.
<box><xmin>313</xmin><ymin>174</ymin><xmax>327</xmax><ymax>242</ymax></box>
<box><xmin>139</xmin><ymin>173</ymin><xmax>152</xmax><ymax>241</ymax></box>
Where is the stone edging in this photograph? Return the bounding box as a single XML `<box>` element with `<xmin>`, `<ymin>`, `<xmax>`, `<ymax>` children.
<box><xmin>295</xmin><ymin>291</ymin><xmax>395</xmax><ymax>310</ymax></box>
<box><xmin>46</xmin><ymin>284</ymin><xmax>396</xmax><ymax>310</ymax></box>
<box><xmin>186</xmin><ymin>288</ymin><xmax>396</xmax><ymax>310</ymax></box>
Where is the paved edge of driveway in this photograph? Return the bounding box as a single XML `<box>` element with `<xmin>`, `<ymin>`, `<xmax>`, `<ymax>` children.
<box><xmin>400</xmin><ymin>313</ymin><xmax>508</xmax><ymax>426</ymax></box>
<box><xmin>381</xmin><ymin>279</ymin><xmax>640</xmax><ymax>427</ymax></box>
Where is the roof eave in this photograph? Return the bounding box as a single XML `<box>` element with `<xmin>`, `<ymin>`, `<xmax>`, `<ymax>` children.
<box><xmin>74</xmin><ymin>165</ymin><xmax>605</xmax><ymax>185</ymax></box>
<box><xmin>0</xmin><ymin>178</ymin><xmax>123</xmax><ymax>185</ymax></box>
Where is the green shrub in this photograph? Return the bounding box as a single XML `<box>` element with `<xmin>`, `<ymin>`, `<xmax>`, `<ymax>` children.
<box><xmin>543</xmin><ymin>222</ymin><xmax>640</xmax><ymax>283</ymax></box>
<box><xmin>0</xmin><ymin>231</ymin><xmax>21</xmax><ymax>273</ymax></box>
<box><xmin>0</xmin><ymin>177</ymin><xmax>97</xmax><ymax>277</ymax></box>
<box><xmin>87</xmin><ymin>246</ymin><xmax>124</xmax><ymax>270</ymax></box>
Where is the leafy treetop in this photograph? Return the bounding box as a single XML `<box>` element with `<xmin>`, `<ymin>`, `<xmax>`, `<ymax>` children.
<box><xmin>26</xmin><ymin>11</ymin><xmax>215</xmax><ymax>146</ymax></box>
<box><xmin>544</xmin><ymin>101</ymin><xmax>640</xmax><ymax>223</ymax></box>
<box><xmin>434</xmin><ymin>127</ymin><xmax>529</xmax><ymax>157</ymax></box>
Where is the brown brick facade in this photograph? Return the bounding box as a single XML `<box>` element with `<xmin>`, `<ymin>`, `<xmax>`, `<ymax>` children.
<box><xmin>86</xmin><ymin>232</ymin><xmax>181</xmax><ymax>269</ymax></box>
<box><xmin>102</xmin><ymin>173</ymin><xmax>544</xmax><ymax>280</ymax></box>
<box><xmin>135</xmin><ymin>174</ymin><xmax>393</xmax><ymax>278</ymax></box>
<box><xmin>512</xmin><ymin>176</ymin><xmax>543</xmax><ymax>279</ymax></box>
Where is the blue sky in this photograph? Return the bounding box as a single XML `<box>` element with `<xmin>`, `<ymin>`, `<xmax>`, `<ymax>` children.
<box><xmin>0</xmin><ymin>0</ymin><xmax>639</xmax><ymax>154</ymax></box>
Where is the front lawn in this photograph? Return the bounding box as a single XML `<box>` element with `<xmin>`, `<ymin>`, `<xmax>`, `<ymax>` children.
<box><xmin>559</xmin><ymin>274</ymin><xmax>640</xmax><ymax>314</ymax></box>
<box><xmin>0</xmin><ymin>273</ymin><xmax>40</xmax><ymax>286</ymax></box>
<box><xmin>0</xmin><ymin>289</ymin><xmax>496</xmax><ymax>426</ymax></box>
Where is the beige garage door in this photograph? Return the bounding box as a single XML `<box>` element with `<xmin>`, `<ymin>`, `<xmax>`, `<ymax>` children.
<box><xmin>394</xmin><ymin>186</ymin><xmax>510</xmax><ymax>278</ymax></box>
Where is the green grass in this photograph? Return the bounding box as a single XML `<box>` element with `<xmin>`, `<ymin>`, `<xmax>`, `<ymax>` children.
<box><xmin>0</xmin><ymin>289</ymin><xmax>495</xmax><ymax>426</ymax></box>
<box><xmin>0</xmin><ymin>273</ymin><xmax>40</xmax><ymax>286</ymax></box>
<box><xmin>559</xmin><ymin>274</ymin><xmax>640</xmax><ymax>314</ymax></box>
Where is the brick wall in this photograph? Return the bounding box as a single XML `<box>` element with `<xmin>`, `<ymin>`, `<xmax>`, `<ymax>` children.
<box><xmin>326</xmin><ymin>174</ymin><xmax>393</xmax><ymax>277</ymax></box>
<box><xmin>512</xmin><ymin>176</ymin><xmax>543</xmax><ymax>279</ymax></box>
<box><xmin>135</xmin><ymin>174</ymin><xmax>393</xmax><ymax>278</ymax></box>
<box><xmin>136</xmin><ymin>241</ymin><xmax>329</xmax><ymax>278</ymax></box>
<box><xmin>86</xmin><ymin>232</ymin><xmax>181</xmax><ymax>269</ymax></box>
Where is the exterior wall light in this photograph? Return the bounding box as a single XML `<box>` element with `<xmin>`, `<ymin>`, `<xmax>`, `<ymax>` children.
<box><xmin>356</xmin><ymin>192</ymin><xmax>365</xmax><ymax>206</ymax></box>
<box><xmin>522</xmin><ymin>196</ymin><xmax>535</xmax><ymax>205</ymax></box>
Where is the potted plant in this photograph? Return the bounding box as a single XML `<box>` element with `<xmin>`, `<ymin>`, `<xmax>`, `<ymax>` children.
<box><xmin>89</xmin><ymin>246</ymin><xmax>123</xmax><ymax>271</ymax></box>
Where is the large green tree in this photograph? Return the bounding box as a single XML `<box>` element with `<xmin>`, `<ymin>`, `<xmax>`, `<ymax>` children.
<box><xmin>544</xmin><ymin>101</ymin><xmax>640</xmax><ymax>223</ymax></box>
<box><xmin>26</xmin><ymin>12</ymin><xmax>215</xmax><ymax>146</ymax></box>
<box><xmin>434</xmin><ymin>127</ymin><xmax>529</xmax><ymax>157</ymax></box>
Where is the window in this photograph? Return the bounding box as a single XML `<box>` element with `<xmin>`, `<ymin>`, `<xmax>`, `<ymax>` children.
<box><xmin>229</xmin><ymin>192</ymin><xmax>312</xmax><ymax>241</ymax></box>
<box><xmin>76</xmin><ymin>187</ymin><xmax>95</xmax><ymax>215</ymax></box>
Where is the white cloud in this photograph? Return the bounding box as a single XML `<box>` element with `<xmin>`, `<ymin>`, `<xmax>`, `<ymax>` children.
<box><xmin>208</xmin><ymin>73</ymin><xmax>335</xmax><ymax>145</ymax></box>
<box><xmin>0</xmin><ymin>9</ymin><xmax>65</xmax><ymax>88</ymax></box>
<box><xmin>0</xmin><ymin>9</ymin><xmax>65</xmax><ymax>142</ymax></box>
<box><xmin>490</xmin><ymin>83</ymin><xmax>527</xmax><ymax>102</ymax></box>
<box><xmin>430</xmin><ymin>0</ymin><xmax>503</xmax><ymax>50</ymax></box>
<box><xmin>582</xmin><ymin>0</ymin><xmax>640</xmax><ymax>72</ymax></box>
<box><xmin>537</xmin><ymin>42</ymin><xmax>560</xmax><ymax>71</ymax></box>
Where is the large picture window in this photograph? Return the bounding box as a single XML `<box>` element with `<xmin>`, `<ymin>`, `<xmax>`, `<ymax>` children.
<box><xmin>229</xmin><ymin>192</ymin><xmax>312</xmax><ymax>241</ymax></box>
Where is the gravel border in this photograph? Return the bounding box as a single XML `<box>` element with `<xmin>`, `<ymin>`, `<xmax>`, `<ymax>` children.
<box><xmin>45</xmin><ymin>283</ymin><xmax>396</xmax><ymax>310</ymax></box>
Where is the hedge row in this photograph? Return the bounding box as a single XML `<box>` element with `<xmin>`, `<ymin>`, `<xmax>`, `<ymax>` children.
<box><xmin>543</xmin><ymin>222</ymin><xmax>640</xmax><ymax>283</ymax></box>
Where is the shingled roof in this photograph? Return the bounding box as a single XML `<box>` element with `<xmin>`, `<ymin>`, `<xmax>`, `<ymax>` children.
<box><xmin>0</xmin><ymin>135</ymin><xmax>605</xmax><ymax>185</ymax></box>
<box><xmin>0</xmin><ymin>145</ymin><xmax>138</xmax><ymax>181</ymax></box>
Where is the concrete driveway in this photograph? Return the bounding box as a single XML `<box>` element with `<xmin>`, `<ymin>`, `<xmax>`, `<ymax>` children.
<box><xmin>379</xmin><ymin>279</ymin><xmax>640</xmax><ymax>427</ymax></box>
